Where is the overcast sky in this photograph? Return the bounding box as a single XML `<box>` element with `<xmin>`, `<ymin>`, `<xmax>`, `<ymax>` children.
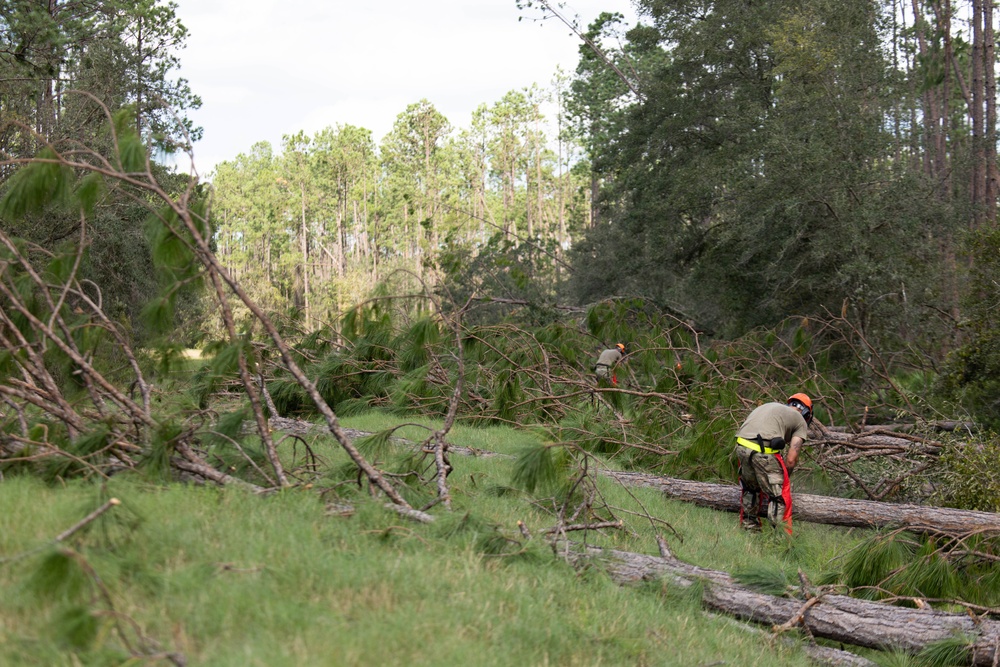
<box><xmin>170</xmin><ymin>0</ymin><xmax>638</xmax><ymax>176</ymax></box>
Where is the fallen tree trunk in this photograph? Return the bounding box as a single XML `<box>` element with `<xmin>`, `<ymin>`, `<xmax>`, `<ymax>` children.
<box><xmin>564</xmin><ymin>542</ymin><xmax>1000</xmax><ymax>665</ymax></box>
<box><xmin>810</xmin><ymin>425</ymin><xmax>945</xmax><ymax>458</ymax></box>
<box><xmin>266</xmin><ymin>419</ymin><xmax>994</xmax><ymax>533</ymax></box>
<box><xmin>805</xmin><ymin>424</ymin><xmax>949</xmax><ymax>502</ymax></box>
<box><xmin>267</xmin><ymin>419</ymin><xmax>996</xmax><ymax>533</ymax></box>
<box><xmin>825</xmin><ymin>421</ymin><xmax>975</xmax><ymax>434</ymax></box>
<box><xmin>607</xmin><ymin>471</ymin><xmax>1000</xmax><ymax>533</ymax></box>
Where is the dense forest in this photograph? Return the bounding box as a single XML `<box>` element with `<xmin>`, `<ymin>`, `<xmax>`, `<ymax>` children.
<box><xmin>204</xmin><ymin>0</ymin><xmax>1000</xmax><ymax>417</ymax></box>
<box><xmin>4</xmin><ymin>0</ymin><xmax>1000</xmax><ymax>665</ymax></box>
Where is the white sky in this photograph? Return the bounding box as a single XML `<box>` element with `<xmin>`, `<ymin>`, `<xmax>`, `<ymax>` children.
<box><xmin>170</xmin><ymin>0</ymin><xmax>638</xmax><ymax>176</ymax></box>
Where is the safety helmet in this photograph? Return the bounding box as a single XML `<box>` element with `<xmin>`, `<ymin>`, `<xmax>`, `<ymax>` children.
<box><xmin>616</xmin><ymin>343</ymin><xmax>625</xmax><ymax>353</ymax></box>
<box><xmin>787</xmin><ymin>393</ymin><xmax>813</xmax><ymax>424</ymax></box>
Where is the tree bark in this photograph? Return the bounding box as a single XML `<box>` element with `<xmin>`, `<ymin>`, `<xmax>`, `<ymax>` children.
<box><xmin>824</xmin><ymin>421</ymin><xmax>973</xmax><ymax>433</ymax></box>
<box><xmin>972</xmin><ymin>0</ymin><xmax>986</xmax><ymax>228</ymax></box>
<box><xmin>606</xmin><ymin>471</ymin><xmax>1000</xmax><ymax>533</ymax></box>
<box><xmin>910</xmin><ymin>0</ymin><xmax>938</xmax><ymax>180</ymax></box>
<box><xmin>812</xmin><ymin>427</ymin><xmax>943</xmax><ymax>454</ymax></box>
<box><xmin>984</xmin><ymin>0</ymin><xmax>998</xmax><ymax>224</ymax></box>
<box><xmin>564</xmin><ymin>543</ymin><xmax>1000</xmax><ymax>664</ymax></box>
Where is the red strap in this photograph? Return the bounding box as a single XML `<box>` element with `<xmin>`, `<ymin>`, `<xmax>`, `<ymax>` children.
<box><xmin>774</xmin><ymin>454</ymin><xmax>793</xmax><ymax>534</ymax></box>
<box><xmin>737</xmin><ymin>463</ymin><xmax>746</xmax><ymax>526</ymax></box>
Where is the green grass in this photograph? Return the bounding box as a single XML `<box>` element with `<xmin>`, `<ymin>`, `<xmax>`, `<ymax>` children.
<box><xmin>0</xmin><ymin>412</ymin><xmax>873</xmax><ymax>666</ymax></box>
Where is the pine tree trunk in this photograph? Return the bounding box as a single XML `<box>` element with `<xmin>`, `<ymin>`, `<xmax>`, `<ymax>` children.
<box><xmin>972</xmin><ymin>0</ymin><xmax>985</xmax><ymax>229</ymax></box>
<box><xmin>938</xmin><ymin>0</ymin><xmax>951</xmax><ymax>193</ymax></box>
<box><xmin>567</xmin><ymin>543</ymin><xmax>1000</xmax><ymax>664</ymax></box>
<box><xmin>300</xmin><ymin>183</ymin><xmax>310</xmax><ymax>330</ymax></box>
<box><xmin>536</xmin><ymin>112</ymin><xmax>543</xmax><ymax>240</ymax></box>
<box><xmin>606</xmin><ymin>471</ymin><xmax>1000</xmax><ymax>533</ymax></box>
<box><xmin>910</xmin><ymin>0</ymin><xmax>937</xmax><ymax>179</ymax></box>
<box><xmin>984</xmin><ymin>0</ymin><xmax>997</xmax><ymax>224</ymax></box>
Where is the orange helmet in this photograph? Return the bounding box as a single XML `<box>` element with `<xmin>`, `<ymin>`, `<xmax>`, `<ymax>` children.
<box><xmin>787</xmin><ymin>393</ymin><xmax>813</xmax><ymax>423</ymax></box>
<box><xmin>616</xmin><ymin>343</ymin><xmax>625</xmax><ymax>353</ymax></box>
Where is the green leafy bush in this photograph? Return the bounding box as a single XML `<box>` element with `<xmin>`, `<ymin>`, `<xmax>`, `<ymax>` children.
<box><xmin>935</xmin><ymin>436</ymin><xmax>1000</xmax><ymax>512</ymax></box>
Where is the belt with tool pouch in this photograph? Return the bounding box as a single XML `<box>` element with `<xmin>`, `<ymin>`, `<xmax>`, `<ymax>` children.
<box><xmin>737</xmin><ymin>436</ymin><xmax>784</xmax><ymax>455</ymax></box>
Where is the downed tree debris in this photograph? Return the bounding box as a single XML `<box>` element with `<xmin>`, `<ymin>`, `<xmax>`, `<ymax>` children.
<box><xmin>264</xmin><ymin>418</ymin><xmax>995</xmax><ymax>534</ymax></box>
<box><xmin>255</xmin><ymin>417</ymin><xmax>506</xmax><ymax>458</ymax></box>
<box><xmin>812</xmin><ymin>427</ymin><xmax>945</xmax><ymax>459</ymax></box>
<box><xmin>825</xmin><ymin>421</ymin><xmax>975</xmax><ymax>434</ymax></box>
<box><xmin>606</xmin><ymin>471</ymin><xmax>1000</xmax><ymax>533</ymax></box>
<box><xmin>562</xmin><ymin>542</ymin><xmax>1000</xmax><ymax>665</ymax></box>
<box><xmin>804</xmin><ymin>423</ymin><xmax>949</xmax><ymax>501</ymax></box>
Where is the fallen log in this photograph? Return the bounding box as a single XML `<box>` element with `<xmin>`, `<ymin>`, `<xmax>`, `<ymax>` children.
<box><xmin>811</xmin><ymin>427</ymin><xmax>944</xmax><ymax>457</ymax></box>
<box><xmin>825</xmin><ymin>421</ymin><xmax>975</xmax><ymax>434</ymax></box>
<box><xmin>264</xmin><ymin>419</ymin><xmax>991</xmax><ymax>533</ymax></box>
<box><xmin>263</xmin><ymin>419</ymin><xmax>994</xmax><ymax>533</ymax></box>
<box><xmin>607</xmin><ymin>471</ymin><xmax>1000</xmax><ymax>533</ymax></box>
<box><xmin>564</xmin><ymin>542</ymin><xmax>1000</xmax><ymax>665</ymax></box>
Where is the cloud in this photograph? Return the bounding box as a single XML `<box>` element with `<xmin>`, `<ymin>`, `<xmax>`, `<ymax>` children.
<box><xmin>172</xmin><ymin>0</ymin><xmax>637</xmax><ymax>174</ymax></box>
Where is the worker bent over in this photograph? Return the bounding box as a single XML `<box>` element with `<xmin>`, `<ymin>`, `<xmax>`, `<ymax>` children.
<box><xmin>734</xmin><ymin>393</ymin><xmax>812</xmax><ymax>534</ymax></box>
<box><xmin>594</xmin><ymin>343</ymin><xmax>626</xmax><ymax>387</ymax></box>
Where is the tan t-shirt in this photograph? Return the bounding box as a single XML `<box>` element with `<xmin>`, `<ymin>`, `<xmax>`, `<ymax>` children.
<box><xmin>736</xmin><ymin>402</ymin><xmax>809</xmax><ymax>443</ymax></box>
<box><xmin>596</xmin><ymin>348</ymin><xmax>623</xmax><ymax>368</ymax></box>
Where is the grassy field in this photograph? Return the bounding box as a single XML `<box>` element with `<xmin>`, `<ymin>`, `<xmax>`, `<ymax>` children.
<box><xmin>0</xmin><ymin>412</ymin><xmax>875</xmax><ymax>666</ymax></box>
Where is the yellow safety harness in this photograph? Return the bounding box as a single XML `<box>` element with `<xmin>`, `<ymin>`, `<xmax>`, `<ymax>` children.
<box><xmin>736</xmin><ymin>437</ymin><xmax>783</xmax><ymax>455</ymax></box>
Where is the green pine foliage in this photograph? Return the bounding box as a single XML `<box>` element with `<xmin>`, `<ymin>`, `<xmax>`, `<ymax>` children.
<box><xmin>187</xmin><ymin>339</ymin><xmax>253</xmax><ymax>408</ymax></box>
<box><xmin>268</xmin><ymin>378</ymin><xmax>311</xmax><ymax>416</ymax></box>
<box><xmin>832</xmin><ymin>530</ymin><xmax>1000</xmax><ymax>611</ymax></box>
<box><xmin>28</xmin><ymin>551</ymin><xmax>90</xmax><ymax>602</ymax></box>
<box><xmin>839</xmin><ymin>533</ymin><xmax>914</xmax><ymax>599</ymax></box>
<box><xmin>511</xmin><ymin>443</ymin><xmax>571</xmax><ymax>494</ymax></box>
<box><xmin>207</xmin><ymin>407</ymin><xmax>253</xmax><ymax>445</ymax></box>
<box><xmin>112</xmin><ymin>109</ymin><xmax>146</xmax><ymax>173</ymax></box>
<box><xmin>885</xmin><ymin>541</ymin><xmax>960</xmax><ymax>602</ymax></box>
<box><xmin>140</xmin><ymin>421</ymin><xmax>182</xmax><ymax>481</ymax></box>
<box><xmin>0</xmin><ymin>148</ymin><xmax>74</xmax><ymax>219</ymax></box>
<box><xmin>74</xmin><ymin>172</ymin><xmax>105</xmax><ymax>219</ymax></box>
<box><xmin>52</xmin><ymin>604</ymin><xmax>104</xmax><ymax>651</ymax></box>
<box><xmin>732</xmin><ymin>566</ymin><xmax>792</xmax><ymax>596</ymax></box>
<box><xmin>8</xmin><ymin>0</ymin><xmax>1000</xmax><ymax>661</ymax></box>
<box><xmin>41</xmin><ymin>427</ymin><xmax>112</xmax><ymax>481</ymax></box>
<box><xmin>917</xmin><ymin>635</ymin><xmax>976</xmax><ymax>667</ymax></box>
<box><xmin>254</xmin><ymin>293</ymin><xmax>951</xmax><ymax>496</ymax></box>
<box><xmin>939</xmin><ymin>226</ymin><xmax>1000</xmax><ymax>430</ymax></box>
<box><xmin>560</xmin><ymin>410</ymin><xmax>625</xmax><ymax>456</ymax></box>
<box><xmin>211</xmin><ymin>438</ymin><xmax>270</xmax><ymax>482</ymax></box>
<box><xmin>935</xmin><ymin>437</ymin><xmax>1000</xmax><ymax>512</ymax></box>
<box><xmin>873</xmin><ymin>649</ymin><xmax>921</xmax><ymax>667</ymax></box>
<box><xmin>355</xmin><ymin>429</ymin><xmax>399</xmax><ymax>463</ymax></box>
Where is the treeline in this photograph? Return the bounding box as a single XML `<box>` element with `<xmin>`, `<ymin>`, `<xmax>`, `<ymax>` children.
<box><xmin>0</xmin><ymin>0</ymin><xmax>201</xmax><ymax>330</ymax></box>
<box><xmin>5</xmin><ymin>0</ymin><xmax>1000</xmax><ymax>421</ymax></box>
<box><xmin>0</xmin><ymin>0</ymin><xmax>200</xmax><ymax>154</ymax></box>
<box><xmin>209</xmin><ymin>0</ymin><xmax>997</xmax><ymax>349</ymax></box>
<box><xmin>209</xmin><ymin>89</ymin><xmax>592</xmax><ymax>330</ymax></box>
<box><xmin>566</xmin><ymin>0</ymin><xmax>998</xmax><ymax>347</ymax></box>
<box><xmin>208</xmin><ymin>0</ymin><xmax>1000</xmax><ymax>423</ymax></box>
